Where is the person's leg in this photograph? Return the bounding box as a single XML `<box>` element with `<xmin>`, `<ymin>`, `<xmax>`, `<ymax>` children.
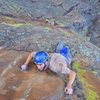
<box><xmin>56</xmin><ymin>41</ymin><xmax>73</xmax><ymax>65</ymax></box>
<box><xmin>55</xmin><ymin>41</ymin><xmax>65</xmax><ymax>53</ymax></box>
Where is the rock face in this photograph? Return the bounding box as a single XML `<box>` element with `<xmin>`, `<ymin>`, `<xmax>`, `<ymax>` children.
<box><xmin>0</xmin><ymin>49</ymin><xmax>100</xmax><ymax>100</ymax></box>
<box><xmin>88</xmin><ymin>15</ymin><xmax>100</xmax><ymax>48</ymax></box>
<box><xmin>0</xmin><ymin>49</ymin><xmax>65</xmax><ymax>100</ymax></box>
<box><xmin>0</xmin><ymin>49</ymin><xmax>88</xmax><ymax>100</ymax></box>
<box><xmin>0</xmin><ymin>0</ymin><xmax>100</xmax><ymax>99</ymax></box>
<box><xmin>0</xmin><ymin>17</ymin><xmax>100</xmax><ymax>62</ymax></box>
<box><xmin>0</xmin><ymin>0</ymin><xmax>100</xmax><ymax>47</ymax></box>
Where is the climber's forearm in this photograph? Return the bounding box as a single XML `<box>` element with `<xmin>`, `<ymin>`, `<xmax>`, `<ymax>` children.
<box><xmin>67</xmin><ymin>70</ymin><xmax>76</xmax><ymax>88</ymax></box>
<box><xmin>24</xmin><ymin>52</ymin><xmax>35</xmax><ymax>65</ymax></box>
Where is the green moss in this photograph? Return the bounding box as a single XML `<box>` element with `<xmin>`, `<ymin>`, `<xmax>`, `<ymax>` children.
<box><xmin>78</xmin><ymin>69</ymin><xmax>86</xmax><ymax>83</ymax></box>
<box><xmin>26</xmin><ymin>23</ymin><xmax>34</xmax><ymax>26</ymax></box>
<box><xmin>85</xmin><ymin>83</ymin><xmax>99</xmax><ymax>100</ymax></box>
<box><xmin>7</xmin><ymin>23</ymin><xmax>23</xmax><ymax>27</ymax></box>
<box><xmin>73</xmin><ymin>61</ymin><xmax>99</xmax><ymax>100</ymax></box>
<box><xmin>73</xmin><ymin>61</ymin><xmax>80</xmax><ymax>70</ymax></box>
<box><xmin>6</xmin><ymin>23</ymin><xmax>34</xmax><ymax>28</ymax></box>
<box><xmin>44</xmin><ymin>27</ymin><xmax>51</xmax><ymax>30</ymax></box>
<box><xmin>92</xmin><ymin>70</ymin><xmax>97</xmax><ymax>75</ymax></box>
<box><xmin>73</xmin><ymin>61</ymin><xmax>86</xmax><ymax>83</ymax></box>
<box><xmin>56</xmin><ymin>21</ymin><xmax>65</xmax><ymax>27</ymax></box>
<box><xmin>85</xmin><ymin>77</ymin><xmax>99</xmax><ymax>100</ymax></box>
<box><xmin>86</xmin><ymin>88</ymin><xmax>98</xmax><ymax>100</ymax></box>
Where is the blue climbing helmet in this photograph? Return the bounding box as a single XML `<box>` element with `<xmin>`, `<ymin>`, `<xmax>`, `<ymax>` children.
<box><xmin>34</xmin><ymin>51</ymin><xmax>49</xmax><ymax>64</ymax></box>
<box><xmin>59</xmin><ymin>46</ymin><xmax>72</xmax><ymax>65</ymax></box>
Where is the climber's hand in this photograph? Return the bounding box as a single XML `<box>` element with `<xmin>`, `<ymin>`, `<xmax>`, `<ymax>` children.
<box><xmin>20</xmin><ymin>64</ymin><xmax>28</xmax><ymax>71</ymax></box>
<box><xmin>65</xmin><ymin>86</ymin><xmax>73</xmax><ymax>94</ymax></box>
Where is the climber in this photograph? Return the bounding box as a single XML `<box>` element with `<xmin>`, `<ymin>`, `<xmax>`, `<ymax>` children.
<box><xmin>20</xmin><ymin>42</ymin><xmax>76</xmax><ymax>95</ymax></box>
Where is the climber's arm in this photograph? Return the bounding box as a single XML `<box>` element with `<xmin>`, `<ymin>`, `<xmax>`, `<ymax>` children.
<box><xmin>65</xmin><ymin>70</ymin><xmax>76</xmax><ymax>94</ymax></box>
<box><xmin>24</xmin><ymin>52</ymin><xmax>36</xmax><ymax>65</ymax></box>
<box><xmin>20</xmin><ymin>51</ymin><xmax>36</xmax><ymax>71</ymax></box>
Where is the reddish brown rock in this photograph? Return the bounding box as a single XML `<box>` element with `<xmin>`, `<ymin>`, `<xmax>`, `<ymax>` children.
<box><xmin>0</xmin><ymin>49</ymin><xmax>64</xmax><ymax>100</ymax></box>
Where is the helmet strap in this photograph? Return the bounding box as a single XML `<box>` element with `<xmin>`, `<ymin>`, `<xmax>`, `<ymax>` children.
<box><xmin>40</xmin><ymin>61</ymin><xmax>48</xmax><ymax>72</ymax></box>
<box><xmin>41</xmin><ymin>64</ymin><xmax>47</xmax><ymax>72</ymax></box>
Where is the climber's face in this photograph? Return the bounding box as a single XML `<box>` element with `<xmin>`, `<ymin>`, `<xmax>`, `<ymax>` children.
<box><xmin>36</xmin><ymin>61</ymin><xmax>48</xmax><ymax>72</ymax></box>
<box><xmin>36</xmin><ymin>63</ymin><xmax>45</xmax><ymax>71</ymax></box>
